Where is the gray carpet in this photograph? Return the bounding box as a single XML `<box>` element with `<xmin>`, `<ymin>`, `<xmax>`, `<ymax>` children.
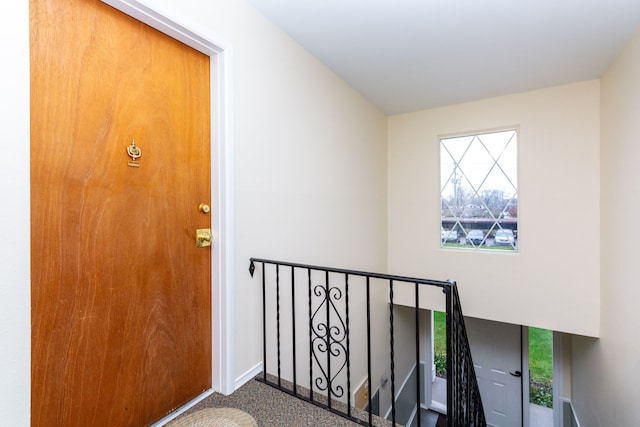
<box><xmin>166</xmin><ymin>375</ymin><xmax>448</xmax><ymax>427</ymax></box>
<box><xmin>169</xmin><ymin>378</ymin><xmax>366</xmax><ymax>427</ymax></box>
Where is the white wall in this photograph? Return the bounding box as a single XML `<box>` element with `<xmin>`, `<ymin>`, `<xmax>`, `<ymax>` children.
<box><xmin>0</xmin><ymin>1</ymin><xmax>30</xmax><ymax>425</ymax></box>
<box><xmin>161</xmin><ymin>0</ymin><xmax>389</xmax><ymax>383</ymax></box>
<box><xmin>3</xmin><ymin>0</ymin><xmax>388</xmax><ymax>424</ymax></box>
<box><xmin>571</xmin><ymin>29</ymin><xmax>640</xmax><ymax>427</ymax></box>
<box><xmin>388</xmin><ymin>81</ymin><xmax>601</xmax><ymax>336</ymax></box>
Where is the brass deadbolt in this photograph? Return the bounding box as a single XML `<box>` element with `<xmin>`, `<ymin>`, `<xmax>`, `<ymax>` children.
<box><xmin>196</xmin><ymin>228</ymin><xmax>212</xmax><ymax>247</ymax></box>
<box><xmin>199</xmin><ymin>203</ymin><xmax>211</xmax><ymax>214</ymax></box>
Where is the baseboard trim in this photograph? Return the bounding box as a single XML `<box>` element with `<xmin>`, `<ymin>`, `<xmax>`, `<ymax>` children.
<box><xmin>384</xmin><ymin>361</ymin><xmax>426</xmax><ymax>424</ymax></box>
<box><xmin>235</xmin><ymin>362</ymin><xmax>263</xmax><ymax>390</ymax></box>
<box><xmin>562</xmin><ymin>398</ymin><xmax>582</xmax><ymax>427</ymax></box>
<box><xmin>150</xmin><ymin>361</ymin><xmax>264</xmax><ymax>426</ymax></box>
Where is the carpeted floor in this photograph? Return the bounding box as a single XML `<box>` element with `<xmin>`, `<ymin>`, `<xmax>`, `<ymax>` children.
<box><xmin>166</xmin><ymin>375</ymin><xmax>445</xmax><ymax>427</ymax></box>
<box><xmin>167</xmin><ymin>377</ymin><xmax>367</xmax><ymax>427</ymax></box>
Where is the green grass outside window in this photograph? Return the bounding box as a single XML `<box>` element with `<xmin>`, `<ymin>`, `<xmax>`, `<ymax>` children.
<box><xmin>432</xmin><ymin>313</ymin><xmax>553</xmax><ymax>407</ymax></box>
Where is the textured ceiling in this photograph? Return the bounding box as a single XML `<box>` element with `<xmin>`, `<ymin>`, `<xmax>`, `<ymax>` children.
<box><xmin>247</xmin><ymin>0</ymin><xmax>640</xmax><ymax>114</ymax></box>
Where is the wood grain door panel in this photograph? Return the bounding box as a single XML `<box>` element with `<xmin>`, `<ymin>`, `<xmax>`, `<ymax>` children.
<box><xmin>31</xmin><ymin>0</ymin><xmax>212</xmax><ymax>425</ymax></box>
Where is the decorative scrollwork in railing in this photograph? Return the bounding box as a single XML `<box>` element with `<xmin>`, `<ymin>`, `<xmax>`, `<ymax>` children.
<box><xmin>310</xmin><ymin>283</ymin><xmax>348</xmax><ymax>398</ymax></box>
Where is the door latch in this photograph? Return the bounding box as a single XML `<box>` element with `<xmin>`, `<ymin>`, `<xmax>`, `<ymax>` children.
<box><xmin>196</xmin><ymin>228</ymin><xmax>212</xmax><ymax>247</ymax></box>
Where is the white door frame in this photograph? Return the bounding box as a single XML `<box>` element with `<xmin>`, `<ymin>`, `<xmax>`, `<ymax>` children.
<box><xmin>100</xmin><ymin>0</ymin><xmax>236</xmax><ymax>396</ymax></box>
<box><xmin>552</xmin><ymin>331</ymin><xmax>564</xmax><ymax>427</ymax></box>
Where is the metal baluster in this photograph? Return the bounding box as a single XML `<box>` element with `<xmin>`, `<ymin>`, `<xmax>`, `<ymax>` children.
<box><xmin>444</xmin><ymin>285</ymin><xmax>453</xmax><ymax>427</ymax></box>
<box><xmin>308</xmin><ymin>268</ymin><xmax>313</xmax><ymax>402</ymax></box>
<box><xmin>292</xmin><ymin>266</ymin><xmax>297</xmax><ymax>395</ymax></box>
<box><xmin>261</xmin><ymin>262</ymin><xmax>267</xmax><ymax>381</ymax></box>
<box><xmin>416</xmin><ymin>282</ymin><xmax>421</xmax><ymax>427</ymax></box>
<box><xmin>326</xmin><ymin>270</ymin><xmax>332</xmax><ymax>409</ymax></box>
<box><xmin>389</xmin><ymin>279</ymin><xmax>396</xmax><ymax>426</ymax></box>
<box><xmin>345</xmin><ymin>273</ymin><xmax>351</xmax><ymax>417</ymax></box>
<box><xmin>276</xmin><ymin>264</ymin><xmax>281</xmax><ymax>387</ymax></box>
<box><xmin>366</xmin><ymin>277</ymin><xmax>373</xmax><ymax>427</ymax></box>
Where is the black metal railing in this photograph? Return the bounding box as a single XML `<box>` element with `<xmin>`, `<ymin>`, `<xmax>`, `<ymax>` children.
<box><xmin>249</xmin><ymin>258</ymin><xmax>485</xmax><ymax>427</ymax></box>
<box><xmin>445</xmin><ymin>284</ymin><xmax>486</xmax><ymax>427</ymax></box>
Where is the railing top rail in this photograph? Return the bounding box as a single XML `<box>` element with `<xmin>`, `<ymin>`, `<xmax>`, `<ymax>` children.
<box><xmin>249</xmin><ymin>257</ymin><xmax>453</xmax><ymax>289</ymax></box>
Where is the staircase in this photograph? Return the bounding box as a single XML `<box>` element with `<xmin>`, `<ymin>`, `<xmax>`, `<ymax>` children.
<box><xmin>249</xmin><ymin>258</ymin><xmax>486</xmax><ymax>427</ymax></box>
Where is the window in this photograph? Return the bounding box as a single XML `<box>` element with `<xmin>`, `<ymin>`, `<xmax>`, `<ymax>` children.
<box><xmin>440</xmin><ymin>129</ymin><xmax>518</xmax><ymax>251</ymax></box>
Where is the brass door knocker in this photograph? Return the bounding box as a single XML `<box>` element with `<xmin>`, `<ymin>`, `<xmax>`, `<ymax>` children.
<box><xmin>127</xmin><ymin>140</ymin><xmax>141</xmax><ymax>167</ymax></box>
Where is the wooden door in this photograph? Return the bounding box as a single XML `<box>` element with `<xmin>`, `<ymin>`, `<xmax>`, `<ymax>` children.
<box><xmin>466</xmin><ymin>318</ymin><xmax>523</xmax><ymax>427</ymax></box>
<box><xmin>30</xmin><ymin>0</ymin><xmax>212</xmax><ymax>425</ymax></box>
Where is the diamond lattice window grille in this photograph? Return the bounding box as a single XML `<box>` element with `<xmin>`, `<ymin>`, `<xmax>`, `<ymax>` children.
<box><xmin>440</xmin><ymin>129</ymin><xmax>518</xmax><ymax>251</ymax></box>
